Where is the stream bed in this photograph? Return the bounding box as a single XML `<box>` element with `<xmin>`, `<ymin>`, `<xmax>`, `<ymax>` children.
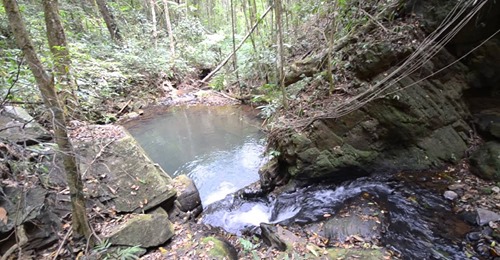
<box><xmin>202</xmin><ymin>173</ymin><xmax>475</xmax><ymax>259</ymax></box>
<box><xmin>126</xmin><ymin>105</ymin><xmax>482</xmax><ymax>259</ymax></box>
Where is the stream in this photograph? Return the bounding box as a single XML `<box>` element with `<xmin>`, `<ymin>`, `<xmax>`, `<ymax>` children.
<box><xmin>126</xmin><ymin>106</ymin><xmax>477</xmax><ymax>259</ymax></box>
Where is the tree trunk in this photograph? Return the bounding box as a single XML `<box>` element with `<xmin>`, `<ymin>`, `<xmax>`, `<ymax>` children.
<box><xmin>43</xmin><ymin>0</ymin><xmax>79</xmax><ymax>118</ymax></box>
<box><xmin>95</xmin><ymin>0</ymin><xmax>122</xmax><ymax>42</ymax></box>
<box><xmin>2</xmin><ymin>0</ymin><xmax>91</xmax><ymax>239</ymax></box>
<box><xmin>162</xmin><ymin>0</ymin><xmax>175</xmax><ymax>58</ymax></box>
<box><xmin>150</xmin><ymin>0</ymin><xmax>157</xmax><ymax>48</ymax></box>
<box><xmin>229</xmin><ymin>0</ymin><xmax>240</xmax><ymax>92</ymax></box>
<box><xmin>275</xmin><ymin>0</ymin><xmax>287</xmax><ymax>108</ymax></box>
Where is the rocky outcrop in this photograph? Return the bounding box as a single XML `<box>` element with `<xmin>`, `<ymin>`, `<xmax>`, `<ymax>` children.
<box><xmin>75</xmin><ymin>127</ymin><xmax>177</xmax><ymax>213</ymax></box>
<box><xmin>0</xmin><ymin>106</ymin><xmax>51</xmax><ymax>144</ymax></box>
<box><xmin>266</xmin><ymin>49</ymin><xmax>471</xmax><ymax>183</ymax></box>
<box><xmin>262</xmin><ymin>0</ymin><xmax>500</xmax><ymax>186</ymax></box>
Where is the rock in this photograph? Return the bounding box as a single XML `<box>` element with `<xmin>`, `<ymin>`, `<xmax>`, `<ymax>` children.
<box><xmin>448</xmin><ymin>183</ymin><xmax>466</xmax><ymax>190</ymax></box>
<box><xmin>105</xmin><ymin>213</ymin><xmax>174</xmax><ymax>247</ymax></box>
<box><xmin>473</xmin><ymin>110</ymin><xmax>500</xmax><ymax>140</ymax></box>
<box><xmin>75</xmin><ymin>127</ymin><xmax>176</xmax><ymax>213</ymax></box>
<box><xmin>126</xmin><ymin>111</ymin><xmax>140</xmax><ymax>119</ymax></box>
<box><xmin>476</xmin><ymin>208</ymin><xmax>500</xmax><ymax>226</ymax></box>
<box><xmin>466</xmin><ymin>232</ymin><xmax>482</xmax><ymax>242</ymax></box>
<box><xmin>327</xmin><ymin>248</ymin><xmax>385</xmax><ymax>259</ymax></box>
<box><xmin>172</xmin><ymin>175</ymin><xmax>202</xmax><ymax>217</ymax></box>
<box><xmin>266</xmin><ymin>48</ymin><xmax>473</xmax><ymax>183</ymax></box>
<box><xmin>0</xmin><ymin>186</ymin><xmax>47</xmax><ymax>233</ymax></box>
<box><xmin>323</xmin><ymin>214</ymin><xmax>382</xmax><ymax>242</ymax></box>
<box><xmin>260</xmin><ymin>223</ymin><xmax>287</xmax><ymax>251</ymax></box>
<box><xmin>492</xmin><ymin>186</ymin><xmax>500</xmax><ymax>193</ymax></box>
<box><xmin>200</xmin><ymin>236</ymin><xmax>238</xmax><ymax>260</ymax></box>
<box><xmin>0</xmin><ymin>106</ymin><xmax>51</xmax><ymax>144</ymax></box>
<box><xmin>443</xmin><ymin>190</ymin><xmax>459</xmax><ymax>201</ymax></box>
<box><xmin>470</xmin><ymin>141</ymin><xmax>500</xmax><ymax>181</ymax></box>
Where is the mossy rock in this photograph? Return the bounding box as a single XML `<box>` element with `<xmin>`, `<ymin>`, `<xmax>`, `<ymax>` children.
<box><xmin>200</xmin><ymin>236</ymin><xmax>238</xmax><ymax>260</ymax></box>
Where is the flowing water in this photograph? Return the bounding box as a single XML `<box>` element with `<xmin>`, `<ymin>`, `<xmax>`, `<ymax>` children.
<box><xmin>125</xmin><ymin>105</ymin><xmax>265</xmax><ymax>206</ymax></box>
<box><xmin>202</xmin><ymin>175</ymin><xmax>473</xmax><ymax>259</ymax></box>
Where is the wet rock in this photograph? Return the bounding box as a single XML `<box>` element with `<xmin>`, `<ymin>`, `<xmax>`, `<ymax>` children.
<box><xmin>476</xmin><ymin>208</ymin><xmax>500</xmax><ymax>226</ymax></box>
<box><xmin>470</xmin><ymin>141</ymin><xmax>500</xmax><ymax>181</ymax></box>
<box><xmin>323</xmin><ymin>214</ymin><xmax>382</xmax><ymax>243</ymax></box>
<box><xmin>443</xmin><ymin>190</ymin><xmax>459</xmax><ymax>201</ymax></box>
<box><xmin>0</xmin><ymin>106</ymin><xmax>51</xmax><ymax>144</ymax></box>
<box><xmin>466</xmin><ymin>232</ymin><xmax>482</xmax><ymax>242</ymax></box>
<box><xmin>200</xmin><ymin>236</ymin><xmax>238</xmax><ymax>260</ymax></box>
<box><xmin>105</xmin><ymin>213</ymin><xmax>174</xmax><ymax>247</ymax></box>
<box><xmin>75</xmin><ymin>127</ymin><xmax>176</xmax><ymax>213</ymax></box>
<box><xmin>260</xmin><ymin>223</ymin><xmax>287</xmax><ymax>251</ymax></box>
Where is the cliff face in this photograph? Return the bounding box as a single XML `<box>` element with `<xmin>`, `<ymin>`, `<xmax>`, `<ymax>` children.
<box><xmin>261</xmin><ymin>0</ymin><xmax>500</xmax><ymax>189</ymax></box>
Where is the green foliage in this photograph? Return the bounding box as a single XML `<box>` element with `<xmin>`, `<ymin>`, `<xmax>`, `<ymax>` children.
<box><xmin>209</xmin><ymin>74</ymin><xmax>225</xmax><ymax>91</ymax></box>
<box><xmin>94</xmin><ymin>239</ymin><xmax>142</xmax><ymax>260</ymax></box>
<box><xmin>238</xmin><ymin>237</ymin><xmax>258</xmax><ymax>253</ymax></box>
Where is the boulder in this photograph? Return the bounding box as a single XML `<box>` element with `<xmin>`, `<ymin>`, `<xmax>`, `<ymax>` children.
<box><xmin>0</xmin><ymin>106</ymin><xmax>51</xmax><ymax>144</ymax></box>
<box><xmin>172</xmin><ymin>175</ymin><xmax>202</xmax><ymax>217</ymax></box>
<box><xmin>75</xmin><ymin>126</ymin><xmax>176</xmax><ymax>213</ymax></box>
<box><xmin>470</xmin><ymin>141</ymin><xmax>500</xmax><ymax>181</ymax></box>
<box><xmin>200</xmin><ymin>236</ymin><xmax>238</xmax><ymax>260</ymax></box>
<box><xmin>105</xmin><ymin>213</ymin><xmax>174</xmax><ymax>247</ymax></box>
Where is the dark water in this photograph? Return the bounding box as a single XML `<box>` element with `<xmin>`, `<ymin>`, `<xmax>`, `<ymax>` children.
<box><xmin>125</xmin><ymin>106</ymin><xmax>265</xmax><ymax>206</ymax></box>
<box><xmin>202</xmin><ymin>175</ymin><xmax>474</xmax><ymax>259</ymax></box>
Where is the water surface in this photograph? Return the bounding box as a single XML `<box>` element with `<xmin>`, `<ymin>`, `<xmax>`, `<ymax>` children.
<box><xmin>125</xmin><ymin>106</ymin><xmax>265</xmax><ymax>206</ymax></box>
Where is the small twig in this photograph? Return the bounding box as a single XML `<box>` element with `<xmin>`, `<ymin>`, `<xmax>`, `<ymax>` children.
<box><xmin>1</xmin><ymin>54</ymin><xmax>24</xmax><ymax>106</ymax></box>
<box><xmin>81</xmin><ymin>139</ymin><xmax>116</xmax><ymax>178</ymax></box>
<box><xmin>0</xmin><ymin>225</ymin><xmax>28</xmax><ymax>260</ymax></box>
<box><xmin>115</xmin><ymin>99</ymin><xmax>132</xmax><ymax>116</ymax></box>
<box><xmin>52</xmin><ymin>229</ymin><xmax>72</xmax><ymax>260</ymax></box>
<box><xmin>360</xmin><ymin>9</ymin><xmax>388</xmax><ymax>32</ymax></box>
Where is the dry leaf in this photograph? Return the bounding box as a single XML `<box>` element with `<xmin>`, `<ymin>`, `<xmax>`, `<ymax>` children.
<box><xmin>0</xmin><ymin>207</ymin><xmax>8</xmax><ymax>225</ymax></box>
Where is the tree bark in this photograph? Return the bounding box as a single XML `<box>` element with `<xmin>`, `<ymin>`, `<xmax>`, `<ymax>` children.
<box><xmin>43</xmin><ymin>0</ymin><xmax>79</xmax><ymax>117</ymax></box>
<box><xmin>275</xmin><ymin>0</ymin><xmax>288</xmax><ymax>108</ymax></box>
<box><xmin>2</xmin><ymin>0</ymin><xmax>91</xmax><ymax>239</ymax></box>
<box><xmin>229</xmin><ymin>0</ymin><xmax>240</xmax><ymax>92</ymax></box>
<box><xmin>162</xmin><ymin>0</ymin><xmax>175</xmax><ymax>58</ymax></box>
<box><xmin>150</xmin><ymin>0</ymin><xmax>157</xmax><ymax>48</ymax></box>
<box><xmin>95</xmin><ymin>0</ymin><xmax>122</xmax><ymax>42</ymax></box>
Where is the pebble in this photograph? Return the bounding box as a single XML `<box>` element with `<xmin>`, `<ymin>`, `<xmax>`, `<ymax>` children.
<box><xmin>476</xmin><ymin>208</ymin><xmax>500</xmax><ymax>226</ymax></box>
<box><xmin>466</xmin><ymin>232</ymin><xmax>481</xmax><ymax>242</ymax></box>
<box><xmin>492</xmin><ymin>186</ymin><xmax>500</xmax><ymax>193</ymax></box>
<box><xmin>448</xmin><ymin>183</ymin><xmax>466</xmax><ymax>190</ymax></box>
<box><xmin>444</xmin><ymin>190</ymin><xmax>458</xmax><ymax>201</ymax></box>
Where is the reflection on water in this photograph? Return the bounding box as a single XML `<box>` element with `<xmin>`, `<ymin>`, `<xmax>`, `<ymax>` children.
<box><xmin>125</xmin><ymin>106</ymin><xmax>264</xmax><ymax>206</ymax></box>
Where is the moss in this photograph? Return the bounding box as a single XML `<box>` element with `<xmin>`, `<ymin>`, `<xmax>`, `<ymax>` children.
<box><xmin>201</xmin><ymin>237</ymin><xmax>237</xmax><ymax>260</ymax></box>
